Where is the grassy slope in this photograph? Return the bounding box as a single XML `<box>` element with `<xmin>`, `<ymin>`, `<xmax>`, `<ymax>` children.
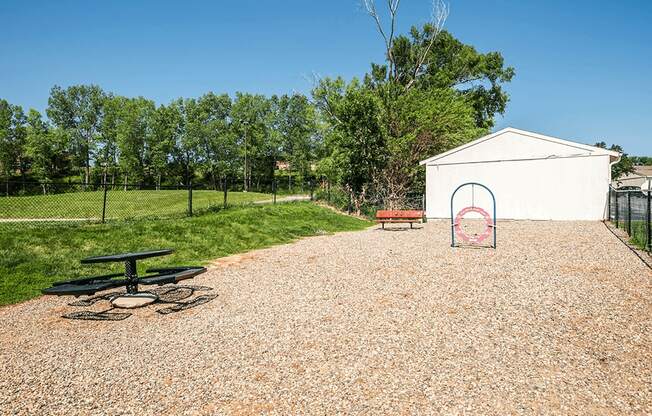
<box><xmin>0</xmin><ymin>202</ymin><xmax>370</xmax><ymax>306</ymax></box>
<box><xmin>0</xmin><ymin>190</ymin><xmax>271</xmax><ymax>220</ymax></box>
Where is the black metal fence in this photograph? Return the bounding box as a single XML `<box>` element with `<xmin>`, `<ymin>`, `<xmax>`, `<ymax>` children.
<box><xmin>609</xmin><ymin>186</ymin><xmax>652</xmax><ymax>252</ymax></box>
<box><xmin>0</xmin><ymin>178</ymin><xmax>316</xmax><ymax>226</ymax></box>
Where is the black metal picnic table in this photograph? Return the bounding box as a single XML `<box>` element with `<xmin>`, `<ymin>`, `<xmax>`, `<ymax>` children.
<box><xmin>42</xmin><ymin>249</ymin><xmax>206</xmax><ymax>299</ymax></box>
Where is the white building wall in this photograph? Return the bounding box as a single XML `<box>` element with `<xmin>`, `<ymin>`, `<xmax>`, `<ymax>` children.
<box><xmin>425</xmin><ymin>154</ymin><xmax>612</xmax><ymax>220</ymax></box>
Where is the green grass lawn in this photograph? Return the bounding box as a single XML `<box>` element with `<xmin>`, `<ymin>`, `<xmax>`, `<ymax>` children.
<box><xmin>629</xmin><ymin>220</ymin><xmax>651</xmax><ymax>251</ymax></box>
<box><xmin>0</xmin><ymin>202</ymin><xmax>370</xmax><ymax>306</ymax></box>
<box><xmin>0</xmin><ymin>190</ymin><xmax>273</xmax><ymax>220</ymax></box>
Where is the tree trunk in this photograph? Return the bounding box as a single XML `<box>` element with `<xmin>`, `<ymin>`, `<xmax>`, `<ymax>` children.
<box><xmin>124</xmin><ymin>174</ymin><xmax>128</xmax><ymax>191</ymax></box>
<box><xmin>211</xmin><ymin>170</ymin><xmax>218</xmax><ymax>191</ymax></box>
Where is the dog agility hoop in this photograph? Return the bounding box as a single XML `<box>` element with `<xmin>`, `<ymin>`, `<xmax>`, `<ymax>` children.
<box><xmin>450</xmin><ymin>182</ymin><xmax>496</xmax><ymax>248</ymax></box>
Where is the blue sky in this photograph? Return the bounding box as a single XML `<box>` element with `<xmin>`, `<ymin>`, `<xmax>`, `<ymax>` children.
<box><xmin>1</xmin><ymin>0</ymin><xmax>650</xmax><ymax>155</ymax></box>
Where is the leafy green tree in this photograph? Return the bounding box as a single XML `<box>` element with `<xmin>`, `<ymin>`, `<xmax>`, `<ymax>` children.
<box><xmin>0</xmin><ymin>100</ymin><xmax>27</xmax><ymax>193</ymax></box>
<box><xmin>25</xmin><ymin>109</ymin><xmax>67</xmax><ymax>190</ymax></box>
<box><xmin>272</xmin><ymin>94</ymin><xmax>318</xmax><ymax>189</ymax></box>
<box><xmin>98</xmin><ymin>95</ymin><xmax>121</xmax><ymax>185</ymax></box>
<box><xmin>363</xmin><ymin>1</ymin><xmax>514</xmax><ymax>129</ymax></box>
<box><xmin>46</xmin><ymin>85</ymin><xmax>106</xmax><ymax>185</ymax></box>
<box><xmin>313</xmin><ymin>78</ymin><xmax>387</xmax><ymax>212</ymax></box>
<box><xmin>0</xmin><ymin>100</ymin><xmax>17</xmax><ymax>184</ymax></box>
<box><xmin>114</xmin><ymin>97</ymin><xmax>155</xmax><ymax>187</ymax></box>
<box><xmin>310</xmin><ymin>1</ymin><xmax>511</xmax><ymax>209</ymax></box>
<box><xmin>231</xmin><ymin>93</ymin><xmax>272</xmax><ymax>191</ymax></box>
<box><xmin>185</xmin><ymin>93</ymin><xmax>233</xmax><ymax>189</ymax></box>
<box><xmin>630</xmin><ymin>156</ymin><xmax>652</xmax><ymax>166</ymax></box>
<box><xmin>595</xmin><ymin>142</ymin><xmax>635</xmax><ymax>180</ymax></box>
<box><xmin>379</xmin><ymin>88</ymin><xmax>484</xmax><ymax>205</ymax></box>
<box><xmin>150</xmin><ymin>103</ymin><xmax>181</xmax><ymax>188</ymax></box>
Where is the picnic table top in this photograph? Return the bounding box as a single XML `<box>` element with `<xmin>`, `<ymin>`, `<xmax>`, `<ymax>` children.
<box><xmin>80</xmin><ymin>249</ymin><xmax>174</xmax><ymax>264</ymax></box>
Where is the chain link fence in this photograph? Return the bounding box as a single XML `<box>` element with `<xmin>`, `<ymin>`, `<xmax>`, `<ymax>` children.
<box><xmin>314</xmin><ymin>180</ymin><xmax>424</xmax><ymax>218</ymax></box>
<box><xmin>0</xmin><ymin>178</ymin><xmax>316</xmax><ymax>227</ymax></box>
<box><xmin>609</xmin><ymin>185</ymin><xmax>652</xmax><ymax>252</ymax></box>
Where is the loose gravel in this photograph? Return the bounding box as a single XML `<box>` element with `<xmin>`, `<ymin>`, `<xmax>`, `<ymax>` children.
<box><xmin>1</xmin><ymin>220</ymin><xmax>650</xmax><ymax>415</ymax></box>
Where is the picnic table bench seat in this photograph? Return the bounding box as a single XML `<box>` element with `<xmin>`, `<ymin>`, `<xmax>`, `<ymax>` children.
<box><xmin>375</xmin><ymin>209</ymin><xmax>424</xmax><ymax>229</ymax></box>
<box><xmin>42</xmin><ymin>267</ymin><xmax>206</xmax><ymax>297</ymax></box>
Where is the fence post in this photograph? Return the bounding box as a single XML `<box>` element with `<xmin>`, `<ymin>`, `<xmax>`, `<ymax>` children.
<box><xmin>647</xmin><ymin>181</ymin><xmax>651</xmax><ymax>251</ymax></box>
<box><xmin>626</xmin><ymin>191</ymin><xmax>631</xmax><ymax>236</ymax></box>
<box><xmin>421</xmin><ymin>194</ymin><xmax>427</xmax><ymax>224</ymax></box>
<box><xmin>607</xmin><ymin>187</ymin><xmax>611</xmax><ymax>221</ymax></box>
<box><xmin>188</xmin><ymin>181</ymin><xmax>193</xmax><ymax>217</ymax></box>
<box><xmin>272</xmin><ymin>179</ymin><xmax>277</xmax><ymax>204</ymax></box>
<box><xmin>615</xmin><ymin>192</ymin><xmax>619</xmax><ymax>228</ymax></box>
<box><xmin>223</xmin><ymin>177</ymin><xmax>228</xmax><ymax>209</ymax></box>
<box><xmin>327</xmin><ymin>181</ymin><xmax>331</xmax><ymax>203</ymax></box>
<box><xmin>101</xmin><ymin>182</ymin><xmax>108</xmax><ymax>223</ymax></box>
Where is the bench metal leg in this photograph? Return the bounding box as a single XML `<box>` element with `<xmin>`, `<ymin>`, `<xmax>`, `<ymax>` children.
<box><xmin>381</xmin><ymin>222</ymin><xmax>385</xmax><ymax>229</ymax></box>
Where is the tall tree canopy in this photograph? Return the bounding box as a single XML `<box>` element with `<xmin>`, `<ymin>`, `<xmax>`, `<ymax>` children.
<box><xmin>313</xmin><ymin>0</ymin><xmax>509</xmax><ymax>210</ymax></box>
<box><xmin>46</xmin><ymin>85</ymin><xmax>106</xmax><ymax>184</ymax></box>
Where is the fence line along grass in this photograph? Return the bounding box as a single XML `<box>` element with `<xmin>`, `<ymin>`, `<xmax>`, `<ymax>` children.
<box><xmin>0</xmin><ymin>202</ymin><xmax>371</xmax><ymax>306</ymax></box>
<box><xmin>629</xmin><ymin>220</ymin><xmax>651</xmax><ymax>250</ymax></box>
<box><xmin>0</xmin><ymin>190</ymin><xmax>271</xmax><ymax>220</ymax></box>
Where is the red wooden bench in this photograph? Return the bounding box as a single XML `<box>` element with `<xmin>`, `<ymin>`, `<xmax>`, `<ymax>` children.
<box><xmin>376</xmin><ymin>210</ymin><xmax>424</xmax><ymax>229</ymax></box>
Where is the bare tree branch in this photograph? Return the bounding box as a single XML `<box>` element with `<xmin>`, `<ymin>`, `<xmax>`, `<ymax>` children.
<box><xmin>404</xmin><ymin>0</ymin><xmax>449</xmax><ymax>90</ymax></box>
<box><xmin>362</xmin><ymin>0</ymin><xmax>390</xmax><ymax>50</ymax></box>
<box><xmin>387</xmin><ymin>0</ymin><xmax>400</xmax><ymax>79</ymax></box>
<box><xmin>362</xmin><ymin>0</ymin><xmax>401</xmax><ymax>79</ymax></box>
<box><xmin>305</xmin><ymin>72</ymin><xmax>343</xmax><ymax>125</ymax></box>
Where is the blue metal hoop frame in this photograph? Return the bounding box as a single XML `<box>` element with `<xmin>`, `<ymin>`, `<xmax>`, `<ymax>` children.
<box><xmin>450</xmin><ymin>182</ymin><xmax>496</xmax><ymax>248</ymax></box>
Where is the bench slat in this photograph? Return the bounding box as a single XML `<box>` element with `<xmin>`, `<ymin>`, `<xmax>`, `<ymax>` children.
<box><xmin>376</xmin><ymin>209</ymin><xmax>423</xmax><ymax>219</ymax></box>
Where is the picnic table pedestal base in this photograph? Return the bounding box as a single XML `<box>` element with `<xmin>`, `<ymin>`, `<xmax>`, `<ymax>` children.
<box><xmin>125</xmin><ymin>259</ymin><xmax>139</xmax><ymax>294</ymax></box>
<box><xmin>111</xmin><ymin>293</ymin><xmax>158</xmax><ymax>309</ymax></box>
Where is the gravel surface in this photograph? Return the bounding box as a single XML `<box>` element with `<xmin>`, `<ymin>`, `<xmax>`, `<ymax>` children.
<box><xmin>1</xmin><ymin>220</ymin><xmax>650</xmax><ymax>415</ymax></box>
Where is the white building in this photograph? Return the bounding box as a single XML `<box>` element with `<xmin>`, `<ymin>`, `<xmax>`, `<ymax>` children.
<box><xmin>614</xmin><ymin>166</ymin><xmax>652</xmax><ymax>189</ymax></box>
<box><xmin>420</xmin><ymin>127</ymin><xmax>621</xmax><ymax>221</ymax></box>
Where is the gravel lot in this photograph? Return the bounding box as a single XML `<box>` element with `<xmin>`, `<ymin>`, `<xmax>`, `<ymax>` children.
<box><xmin>1</xmin><ymin>220</ymin><xmax>650</xmax><ymax>415</ymax></box>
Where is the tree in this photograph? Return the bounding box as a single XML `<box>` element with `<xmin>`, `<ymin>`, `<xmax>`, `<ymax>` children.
<box><xmin>98</xmin><ymin>95</ymin><xmax>121</xmax><ymax>185</ymax></box>
<box><xmin>362</xmin><ymin>0</ymin><xmax>449</xmax><ymax>92</ymax></box>
<box><xmin>362</xmin><ymin>0</ymin><xmax>514</xmax><ymax>129</ymax></box>
<box><xmin>165</xmin><ymin>99</ymin><xmax>195</xmax><ymax>186</ymax></box>
<box><xmin>313</xmin><ymin>79</ymin><xmax>387</xmax><ymax>212</ymax></box>
<box><xmin>312</xmin><ymin>1</ymin><xmax>500</xmax><ymax>208</ymax></box>
<box><xmin>46</xmin><ymin>85</ymin><xmax>106</xmax><ymax>185</ymax></box>
<box><xmin>595</xmin><ymin>142</ymin><xmax>634</xmax><ymax>179</ymax></box>
<box><xmin>272</xmin><ymin>94</ymin><xmax>318</xmax><ymax>189</ymax></box>
<box><xmin>150</xmin><ymin>103</ymin><xmax>180</xmax><ymax>189</ymax></box>
<box><xmin>630</xmin><ymin>156</ymin><xmax>652</xmax><ymax>166</ymax></box>
<box><xmin>231</xmin><ymin>93</ymin><xmax>272</xmax><ymax>191</ymax></box>
<box><xmin>0</xmin><ymin>100</ymin><xmax>27</xmax><ymax>194</ymax></box>
<box><xmin>185</xmin><ymin>93</ymin><xmax>233</xmax><ymax>189</ymax></box>
<box><xmin>114</xmin><ymin>97</ymin><xmax>155</xmax><ymax>188</ymax></box>
<box><xmin>24</xmin><ymin>109</ymin><xmax>67</xmax><ymax>192</ymax></box>
<box><xmin>377</xmin><ymin>87</ymin><xmax>483</xmax><ymax>206</ymax></box>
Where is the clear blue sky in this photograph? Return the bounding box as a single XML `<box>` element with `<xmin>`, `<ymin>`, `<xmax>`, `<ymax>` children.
<box><xmin>1</xmin><ymin>0</ymin><xmax>650</xmax><ymax>155</ymax></box>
